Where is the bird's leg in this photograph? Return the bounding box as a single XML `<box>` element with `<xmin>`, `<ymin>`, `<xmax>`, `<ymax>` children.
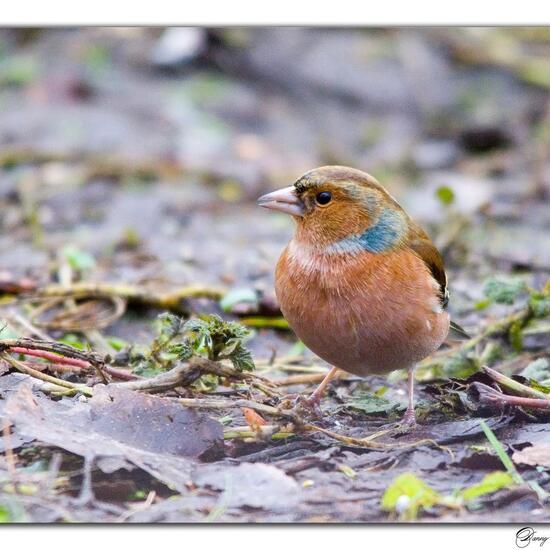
<box><xmin>401</xmin><ymin>366</ymin><xmax>417</xmax><ymax>427</ymax></box>
<box><xmin>307</xmin><ymin>366</ymin><xmax>340</xmax><ymax>406</ymax></box>
<box><xmin>291</xmin><ymin>366</ymin><xmax>340</xmax><ymax>418</ymax></box>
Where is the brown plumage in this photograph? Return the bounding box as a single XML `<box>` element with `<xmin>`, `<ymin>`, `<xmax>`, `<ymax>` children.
<box><xmin>258</xmin><ymin>166</ymin><xmax>468</xmax><ymax>424</ymax></box>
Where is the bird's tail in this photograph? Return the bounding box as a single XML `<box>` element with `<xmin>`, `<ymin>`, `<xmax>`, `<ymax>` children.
<box><xmin>448</xmin><ymin>320</ymin><xmax>471</xmax><ymax>341</ymax></box>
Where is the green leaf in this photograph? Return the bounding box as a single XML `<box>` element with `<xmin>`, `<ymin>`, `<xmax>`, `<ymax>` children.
<box><xmin>346</xmin><ymin>393</ymin><xmax>404</xmax><ymax>415</ymax></box>
<box><xmin>219</xmin><ymin>288</ymin><xmax>258</xmax><ymax>313</ymax></box>
<box><xmin>435</xmin><ymin>185</ymin><xmax>455</xmax><ymax>206</ymax></box>
<box><xmin>58</xmin><ymin>334</ymin><xmax>86</xmax><ymax>350</ymax></box>
<box><xmin>158</xmin><ymin>312</ymin><xmax>187</xmax><ymax>340</ymax></box>
<box><xmin>483</xmin><ymin>276</ymin><xmax>527</xmax><ymax>305</ymax></box>
<box><xmin>479</xmin><ymin>420</ymin><xmax>523</xmax><ymax>484</ymax></box>
<box><xmin>529</xmin><ymin>380</ymin><xmax>550</xmax><ymax>395</ymax></box>
<box><xmin>61</xmin><ymin>245</ymin><xmax>96</xmax><ymax>272</ymax></box>
<box><xmin>459</xmin><ymin>471</ymin><xmax>514</xmax><ymax>502</ymax></box>
<box><xmin>0</xmin><ymin>505</ymin><xmax>11</xmax><ymax>523</ymax></box>
<box><xmin>381</xmin><ymin>473</ymin><xmax>442</xmax><ymax>520</ymax></box>
<box><xmin>169</xmin><ymin>341</ymin><xmax>194</xmax><ymax>361</ymax></box>
<box><xmin>529</xmin><ymin>293</ymin><xmax>550</xmax><ymax>318</ymax></box>
<box><xmin>106</xmin><ymin>337</ymin><xmax>128</xmax><ymax>352</ymax></box>
<box><xmin>228</xmin><ymin>342</ymin><xmax>255</xmax><ymax>372</ymax></box>
<box><xmin>508</xmin><ymin>319</ymin><xmax>524</xmax><ymax>351</ymax></box>
<box><xmin>442</xmin><ymin>350</ymin><xmax>479</xmax><ymax>379</ymax></box>
<box><xmin>0</xmin><ymin>325</ymin><xmax>21</xmax><ymax>339</ymax></box>
<box><xmin>521</xmin><ymin>358</ymin><xmax>550</xmax><ymax>386</ymax></box>
<box><xmin>474</xmin><ymin>299</ymin><xmax>491</xmax><ymax>310</ymax></box>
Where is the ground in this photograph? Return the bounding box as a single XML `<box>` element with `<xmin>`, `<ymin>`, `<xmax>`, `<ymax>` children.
<box><xmin>0</xmin><ymin>28</ymin><xmax>549</xmax><ymax>523</ymax></box>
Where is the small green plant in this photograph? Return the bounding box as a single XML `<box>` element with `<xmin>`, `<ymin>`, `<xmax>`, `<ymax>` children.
<box><xmin>174</xmin><ymin>315</ymin><xmax>255</xmax><ymax>371</ymax></box>
<box><xmin>381</xmin><ymin>469</ymin><xmax>515</xmax><ymax>521</ymax></box>
<box><xmin>131</xmin><ymin>313</ymin><xmax>255</xmax><ymax>377</ymax></box>
<box><xmin>483</xmin><ymin>276</ymin><xmax>527</xmax><ymax>305</ymax></box>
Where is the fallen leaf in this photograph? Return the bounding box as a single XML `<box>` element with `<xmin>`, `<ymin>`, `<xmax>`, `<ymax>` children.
<box><xmin>512</xmin><ymin>444</ymin><xmax>550</xmax><ymax>469</ymax></box>
<box><xmin>242</xmin><ymin>407</ymin><xmax>267</xmax><ymax>428</ymax></box>
<box><xmin>2</xmin><ymin>383</ymin><xmax>224</xmax><ymax>492</ymax></box>
<box><xmin>194</xmin><ymin>462</ymin><xmax>302</xmax><ymax>511</ymax></box>
<box><xmin>90</xmin><ymin>385</ymin><xmax>224</xmax><ymax>459</ymax></box>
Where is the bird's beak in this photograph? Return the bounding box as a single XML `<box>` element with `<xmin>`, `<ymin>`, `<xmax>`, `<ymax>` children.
<box><xmin>257</xmin><ymin>186</ymin><xmax>304</xmax><ymax>217</ymax></box>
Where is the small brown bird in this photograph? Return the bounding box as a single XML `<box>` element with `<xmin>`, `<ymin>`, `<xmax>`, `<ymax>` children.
<box><xmin>258</xmin><ymin>166</ymin><xmax>468</xmax><ymax>425</ymax></box>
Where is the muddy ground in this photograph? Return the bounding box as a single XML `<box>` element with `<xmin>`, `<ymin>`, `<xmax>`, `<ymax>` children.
<box><xmin>0</xmin><ymin>27</ymin><xmax>549</xmax><ymax>523</ymax></box>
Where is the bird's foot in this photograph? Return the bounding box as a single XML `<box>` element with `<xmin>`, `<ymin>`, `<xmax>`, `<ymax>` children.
<box><xmin>395</xmin><ymin>408</ymin><xmax>417</xmax><ymax>433</ymax></box>
<box><xmin>279</xmin><ymin>393</ymin><xmax>323</xmax><ymax>420</ymax></box>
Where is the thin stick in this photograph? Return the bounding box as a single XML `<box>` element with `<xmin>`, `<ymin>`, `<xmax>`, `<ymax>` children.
<box><xmin>7</xmin><ymin>347</ymin><xmax>91</xmax><ymax>369</ymax></box>
<box><xmin>274</xmin><ymin>372</ymin><xmax>331</xmax><ymax>386</ymax></box>
<box><xmin>115</xmin><ymin>364</ymin><xmax>203</xmax><ymax>393</ymax></box>
<box><xmin>0</xmin><ymin>337</ymin><xmax>108</xmax><ymax>384</ymax></box>
<box><xmin>482</xmin><ymin>365</ymin><xmax>549</xmax><ymax>400</ymax></box>
<box><xmin>2</xmin><ymin>419</ymin><xmax>17</xmax><ymax>477</ymax></box>
<box><xmin>475</xmin><ymin>382</ymin><xmax>550</xmax><ymax>410</ymax></box>
<box><xmin>0</xmin><ymin>353</ymin><xmax>93</xmax><ymax>396</ymax></box>
<box><xmin>32</xmin><ymin>282</ymin><xmax>226</xmax><ymax>313</ymax></box>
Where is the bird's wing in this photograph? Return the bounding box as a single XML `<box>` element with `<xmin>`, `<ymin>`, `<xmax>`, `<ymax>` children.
<box><xmin>406</xmin><ymin>223</ymin><xmax>471</xmax><ymax>340</ymax></box>
<box><xmin>406</xmin><ymin>224</ymin><xmax>449</xmax><ymax>309</ymax></box>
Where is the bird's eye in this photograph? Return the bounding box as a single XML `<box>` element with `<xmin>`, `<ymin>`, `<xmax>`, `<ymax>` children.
<box><xmin>315</xmin><ymin>191</ymin><xmax>332</xmax><ymax>206</ymax></box>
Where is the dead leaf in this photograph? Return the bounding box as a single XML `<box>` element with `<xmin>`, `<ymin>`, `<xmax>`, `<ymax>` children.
<box><xmin>193</xmin><ymin>462</ymin><xmax>302</xmax><ymax>511</ymax></box>
<box><xmin>90</xmin><ymin>385</ymin><xmax>224</xmax><ymax>459</ymax></box>
<box><xmin>512</xmin><ymin>444</ymin><xmax>550</xmax><ymax>469</ymax></box>
<box><xmin>2</xmin><ymin>383</ymin><xmax>224</xmax><ymax>492</ymax></box>
<box><xmin>242</xmin><ymin>407</ymin><xmax>267</xmax><ymax>428</ymax></box>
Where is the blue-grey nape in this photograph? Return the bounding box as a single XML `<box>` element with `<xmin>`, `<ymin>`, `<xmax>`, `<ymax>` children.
<box><xmin>327</xmin><ymin>208</ymin><xmax>405</xmax><ymax>254</ymax></box>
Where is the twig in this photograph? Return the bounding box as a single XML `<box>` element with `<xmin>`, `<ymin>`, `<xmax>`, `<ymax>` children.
<box><xmin>0</xmin><ymin>337</ymin><xmax>108</xmax><ymax>384</ymax></box>
<box><xmin>274</xmin><ymin>372</ymin><xmax>337</xmax><ymax>387</ymax></box>
<box><xmin>29</xmin><ymin>295</ymin><xmax>126</xmax><ymax>331</ymax></box>
<box><xmin>223</xmin><ymin>425</ymin><xmax>294</xmax><ymax>440</ymax></box>
<box><xmin>474</xmin><ymin>382</ymin><xmax>550</xmax><ymax>410</ymax></box>
<box><xmin>175</xmin><ymin>397</ymin><xmax>290</xmax><ymax>417</ymax></box>
<box><xmin>482</xmin><ymin>365</ymin><xmax>549</xmax><ymax>400</ymax></box>
<box><xmin>196</xmin><ymin>359</ymin><xmax>279</xmax><ymax>397</ymax></box>
<box><xmin>3</xmin><ymin>311</ymin><xmax>52</xmax><ymax>340</ymax></box>
<box><xmin>7</xmin><ymin>347</ymin><xmax>91</xmax><ymax>369</ymax></box>
<box><xmin>116</xmin><ymin>491</ymin><xmax>157</xmax><ymax>523</ymax></box>
<box><xmin>103</xmin><ymin>366</ymin><xmax>141</xmax><ymax>381</ymax></box>
<box><xmin>31</xmin><ymin>282</ymin><xmax>226</xmax><ymax>314</ymax></box>
<box><xmin>116</xmin><ymin>357</ymin><xmax>278</xmax><ymax>396</ymax></box>
<box><xmin>115</xmin><ymin>363</ymin><xmax>204</xmax><ymax>393</ymax></box>
<box><xmin>2</xmin><ymin>419</ymin><xmax>17</xmax><ymax>477</ymax></box>
<box><xmin>0</xmin><ymin>353</ymin><xmax>93</xmax><ymax>396</ymax></box>
<box><xmin>303</xmin><ymin>423</ymin><xmax>453</xmax><ymax>455</ymax></box>
<box><xmin>480</xmin><ymin>420</ymin><xmax>548</xmax><ymax>501</ymax></box>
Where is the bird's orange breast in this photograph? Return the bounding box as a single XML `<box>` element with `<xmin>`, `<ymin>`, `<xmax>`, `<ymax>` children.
<box><xmin>275</xmin><ymin>240</ymin><xmax>450</xmax><ymax>376</ymax></box>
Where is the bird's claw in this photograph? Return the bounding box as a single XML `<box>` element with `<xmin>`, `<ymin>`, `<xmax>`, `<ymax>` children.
<box><xmin>384</xmin><ymin>409</ymin><xmax>417</xmax><ymax>435</ymax></box>
<box><xmin>279</xmin><ymin>393</ymin><xmax>323</xmax><ymax>419</ymax></box>
<box><xmin>400</xmin><ymin>408</ymin><xmax>417</xmax><ymax>428</ymax></box>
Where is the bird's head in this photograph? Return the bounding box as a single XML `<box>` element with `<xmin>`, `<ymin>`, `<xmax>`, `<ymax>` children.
<box><xmin>258</xmin><ymin>166</ymin><xmax>408</xmax><ymax>252</ymax></box>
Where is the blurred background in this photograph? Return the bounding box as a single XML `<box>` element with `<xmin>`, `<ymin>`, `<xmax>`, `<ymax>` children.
<box><xmin>0</xmin><ymin>27</ymin><xmax>549</xmax><ymax>350</ymax></box>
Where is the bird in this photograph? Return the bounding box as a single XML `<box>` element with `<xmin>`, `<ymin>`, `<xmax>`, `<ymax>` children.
<box><xmin>258</xmin><ymin>165</ymin><xmax>468</xmax><ymax>425</ymax></box>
